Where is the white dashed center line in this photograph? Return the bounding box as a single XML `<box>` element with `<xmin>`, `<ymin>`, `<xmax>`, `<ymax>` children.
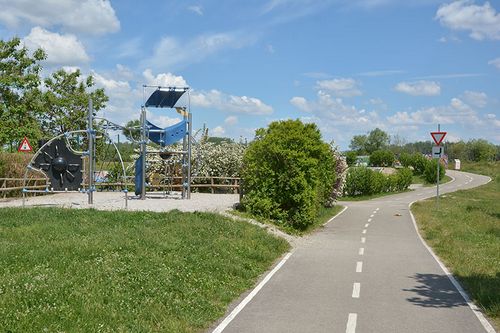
<box><xmin>361</xmin><ymin>237</ymin><xmax>366</xmax><ymax>243</ymax></box>
<box><xmin>362</xmin><ymin>229</ymin><xmax>367</xmax><ymax>234</ymax></box>
<box><xmin>370</xmin><ymin>214</ymin><xmax>374</xmax><ymax>218</ymax></box>
<box><xmin>352</xmin><ymin>283</ymin><xmax>361</xmax><ymax>298</ymax></box>
<box><xmin>358</xmin><ymin>248</ymin><xmax>364</xmax><ymax>255</ymax></box>
<box><xmin>367</xmin><ymin>218</ymin><xmax>372</xmax><ymax>222</ymax></box>
<box><xmin>364</xmin><ymin>223</ymin><xmax>369</xmax><ymax>228</ymax></box>
<box><xmin>356</xmin><ymin>261</ymin><xmax>363</xmax><ymax>273</ymax></box>
<box><xmin>346</xmin><ymin>313</ymin><xmax>357</xmax><ymax>333</ymax></box>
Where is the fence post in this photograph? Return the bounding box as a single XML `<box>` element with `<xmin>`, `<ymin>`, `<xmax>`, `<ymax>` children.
<box><xmin>211</xmin><ymin>177</ymin><xmax>214</xmax><ymax>194</ymax></box>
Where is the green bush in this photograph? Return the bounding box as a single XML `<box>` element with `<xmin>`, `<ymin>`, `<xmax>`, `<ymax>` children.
<box><xmin>242</xmin><ymin>120</ymin><xmax>335</xmax><ymax>230</ymax></box>
<box><xmin>411</xmin><ymin>153</ymin><xmax>428</xmax><ymax>175</ymax></box>
<box><xmin>345</xmin><ymin>151</ymin><xmax>357</xmax><ymax>166</ymax></box>
<box><xmin>399</xmin><ymin>152</ymin><xmax>412</xmax><ymax>168</ymax></box>
<box><xmin>344</xmin><ymin>167</ymin><xmax>413</xmax><ymax>196</ymax></box>
<box><xmin>424</xmin><ymin>159</ymin><xmax>445</xmax><ymax>183</ymax></box>
<box><xmin>369</xmin><ymin>150</ymin><xmax>394</xmax><ymax>167</ymax></box>
<box><xmin>393</xmin><ymin>167</ymin><xmax>413</xmax><ymax>191</ymax></box>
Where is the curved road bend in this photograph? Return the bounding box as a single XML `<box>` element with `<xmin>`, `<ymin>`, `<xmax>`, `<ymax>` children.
<box><xmin>212</xmin><ymin>170</ymin><xmax>494</xmax><ymax>333</ymax></box>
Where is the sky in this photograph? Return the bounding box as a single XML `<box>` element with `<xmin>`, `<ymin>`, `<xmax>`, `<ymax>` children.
<box><xmin>0</xmin><ymin>0</ymin><xmax>499</xmax><ymax>149</ymax></box>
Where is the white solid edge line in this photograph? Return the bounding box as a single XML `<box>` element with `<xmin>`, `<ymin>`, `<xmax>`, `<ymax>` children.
<box><xmin>211</xmin><ymin>251</ymin><xmax>294</xmax><ymax>333</ymax></box>
<box><xmin>346</xmin><ymin>313</ymin><xmax>357</xmax><ymax>333</ymax></box>
<box><xmin>324</xmin><ymin>205</ymin><xmax>349</xmax><ymax>226</ymax></box>
<box><xmin>409</xmin><ymin>200</ymin><xmax>496</xmax><ymax>333</ymax></box>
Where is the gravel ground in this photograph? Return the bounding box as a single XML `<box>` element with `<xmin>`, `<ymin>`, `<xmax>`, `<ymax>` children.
<box><xmin>0</xmin><ymin>191</ymin><xmax>240</xmax><ymax>213</ymax></box>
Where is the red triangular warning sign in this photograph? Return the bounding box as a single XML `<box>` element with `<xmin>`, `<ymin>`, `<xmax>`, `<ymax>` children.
<box><xmin>18</xmin><ymin>137</ymin><xmax>33</xmax><ymax>152</ymax></box>
<box><xmin>430</xmin><ymin>132</ymin><xmax>446</xmax><ymax>146</ymax></box>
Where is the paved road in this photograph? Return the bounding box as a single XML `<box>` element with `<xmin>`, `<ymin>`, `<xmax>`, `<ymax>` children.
<box><xmin>213</xmin><ymin>170</ymin><xmax>493</xmax><ymax>333</ymax></box>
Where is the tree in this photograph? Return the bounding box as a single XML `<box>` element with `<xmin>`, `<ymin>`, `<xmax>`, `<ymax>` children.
<box><xmin>0</xmin><ymin>37</ymin><xmax>46</xmax><ymax>150</ymax></box>
<box><xmin>365</xmin><ymin>128</ymin><xmax>389</xmax><ymax>153</ymax></box>
<box><xmin>467</xmin><ymin>139</ymin><xmax>496</xmax><ymax>162</ymax></box>
<box><xmin>122</xmin><ymin>119</ymin><xmax>141</xmax><ymax>142</ymax></box>
<box><xmin>39</xmin><ymin>69</ymin><xmax>108</xmax><ymax>137</ymax></box>
<box><xmin>242</xmin><ymin>120</ymin><xmax>335</xmax><ymax>230</ymax></box>
<box><xmin>349</xmin><ymin>135</ymin><xmax>367</xmax><ymax>154</ymax></box>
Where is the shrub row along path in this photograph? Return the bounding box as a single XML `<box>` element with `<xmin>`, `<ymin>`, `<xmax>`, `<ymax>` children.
<box><xmin>212</xmin><ymin>170</ymin><xmax>494</xmax><ymax>333</ymax></box>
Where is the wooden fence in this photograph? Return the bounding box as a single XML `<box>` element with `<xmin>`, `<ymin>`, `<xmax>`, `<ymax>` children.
<box><xmin>0</xmin><ymin>176</ymin><xmax>241</xmax><ymax>197</ymax></box>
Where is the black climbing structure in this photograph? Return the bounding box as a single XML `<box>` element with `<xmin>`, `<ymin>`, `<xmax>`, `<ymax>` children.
<box><xmin>32</xmin><ymin>138</ymin><xmax>83</xmax><ymax>191</ymax></box>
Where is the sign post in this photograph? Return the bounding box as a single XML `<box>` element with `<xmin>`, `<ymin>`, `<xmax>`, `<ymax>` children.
<box><xmin>430</xmin><ymin>125</ymin><xmax>446</xmax><ymax>209</ymax></box>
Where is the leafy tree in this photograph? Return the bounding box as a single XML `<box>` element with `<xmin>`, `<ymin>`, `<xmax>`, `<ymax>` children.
<box><xmin>0</xmin><ymin>37</ymin><xmax>46</xmax><ymax>150</ymax></box>
<box><xmin>369</xmin><ymin>150</ymin><xmax>394</xmax><ymax>167</ymax></box>
<box><xmin>365</xmin><ymin>128</ymin><xmax>389</xmax><ymax>153</ymax></box>
<box><xmin>122</xmin><ymin>119</ymin><xmax>141</xmax><ymax>142</ymax></box>
<box><xmin>39</xmin><ymin>69</ymin><xmax>108</xmax><ymax>137</ymax></box>
<box><xmin>399</xmin><ymin>152</ymin><xmax>412</xmax><ymax>167</ymax></box>
<box><xmin>349</xmin><ymin>135</ymin><xmax>367</xmax><ymax>154</ymax></box>
<box><xmin>242</xmin><ymin>120</ymin><xmax>335</xmax><ymax>230</ymax></box>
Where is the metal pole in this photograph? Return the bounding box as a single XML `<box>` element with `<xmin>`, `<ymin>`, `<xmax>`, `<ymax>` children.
<box><xmin>436</xmin><ymin>124</ymin><xmax>440</xmax><ymax>209</ymax></box>
<box><xmin>187</xmin><ymin>112</ymin><xmax>192</xmax><ymax>199</ymax></box>
<box><xmin>140</xmin><ymin>106</ymin><xmax>147</xmax><ymax>199</ymax></box>
<box><xmin>181</xmin><ymin>113</ymin><xmax>187</xmax><ymax>199</ymax></box>
<box><xmin>88</xmin><ymin>98</ymin><xmax>94</xmax><ymax>205</ymax></box>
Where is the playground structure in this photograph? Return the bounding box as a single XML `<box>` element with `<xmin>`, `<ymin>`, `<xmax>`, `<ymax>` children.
<box><xmin>22</xmin><ymin>85</ymin><xmax>193</xmax><ymax>206</ymax></box>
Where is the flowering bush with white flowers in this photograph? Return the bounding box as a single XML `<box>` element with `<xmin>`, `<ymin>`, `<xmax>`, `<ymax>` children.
<box><xmin>325</xmin><ymin>142</ymin><xmax>348</xmax><ymax>206</ymax></box>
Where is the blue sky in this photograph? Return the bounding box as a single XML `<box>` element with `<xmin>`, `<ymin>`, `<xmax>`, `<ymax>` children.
<box><xmin>0</xmin><ymin>0</ymin><xmax>499</xmax><ymax>149</ymax></box>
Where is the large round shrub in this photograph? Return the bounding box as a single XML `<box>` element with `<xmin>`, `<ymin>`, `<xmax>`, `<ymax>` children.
<box><xmin>242</xmin><ymin>120</ymin><xmax>335</xmax><ymax>230</ymax></box>
<box><xmin>411</xmin><ymin>153</ymin><xmax>428</xmax><ymax>175</ymax></box>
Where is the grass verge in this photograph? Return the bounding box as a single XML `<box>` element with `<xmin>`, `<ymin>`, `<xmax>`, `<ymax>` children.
<box><xmin>0</xmin><ymin>208</ymin><xmax>289</xmax><ymax>332</ymax></box>
<box><xmin>411</xmin><ymin>161</ymin><xmax>499</xmax><ymax>330</ymax></box>
<box><xmin>340</xmin><ymin>189</ymin><xmax>411</xmax><ymax>202</ymax></box>
<box><xmin>231</xmin><ymin>205</ymin><xmax>344</xmax><ymax>236</ymax></box>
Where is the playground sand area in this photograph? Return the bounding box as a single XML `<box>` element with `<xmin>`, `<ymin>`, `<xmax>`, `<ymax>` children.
<box><xmin>0</xmin><ymin>192</ymin><xmax>240</xmax><ymax>213</ymax></box>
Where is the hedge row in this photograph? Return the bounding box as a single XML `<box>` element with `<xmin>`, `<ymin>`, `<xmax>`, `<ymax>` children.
<box><xmin>343</xmin><ymin>167</ymin><xmax>413</xmax><ymax>197</ymax></box>
<box><xmin>400</xmin><ymin>152</ymin><xmax>445</xmax><ymax>183</ymax></box>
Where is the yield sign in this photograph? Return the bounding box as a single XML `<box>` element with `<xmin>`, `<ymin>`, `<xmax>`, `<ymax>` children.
<box><xmin>18</xmin><ymin>136</ymin><xmax>33</xmax><ymax>152</ymax></box>
<box><xmin>430</xmin><ymin>131</ymin><xmax>447</xmax><ymax>146</ymax></box>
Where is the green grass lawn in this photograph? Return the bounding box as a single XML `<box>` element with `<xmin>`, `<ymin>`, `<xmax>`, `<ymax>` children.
<box><xmin>411</xmin><ymin>161</ymin><xmax>500</xmax><ymax>330</ymax></box>
<box><xmin>0</xmin><ymin>208</ymin><xmax>289</xmax><ymax>332</ymax></box>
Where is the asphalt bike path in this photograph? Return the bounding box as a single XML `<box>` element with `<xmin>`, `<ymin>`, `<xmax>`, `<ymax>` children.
<box><xmin>212</xmin><ymin>170</ymin><xmax>494</xmax><ymax>333</ymax></box>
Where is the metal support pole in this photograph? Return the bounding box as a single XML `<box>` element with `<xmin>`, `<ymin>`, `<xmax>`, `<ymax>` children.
<box><xmin>187</xmin><ymin>112</ymin><xmax>192</xmax><ymax>199</ymax></box>
<box><xmin>436</xmin><ymin>124</ymin><xmax>440</xmax><ymax>209</ymax></box>
<box><xmin>181</xmin><ymin>113</ymin><xmax>187</xmax><ymax>199</ymax></box>
<box><xmin>88</xmin><ymin>98</ymin><xmax>94</xmax><ymax>205</ymax></box>
<box><xmin>140</xmin><ymin>106</ymin><xmax>147</xmax><ymax>199</ymax></box>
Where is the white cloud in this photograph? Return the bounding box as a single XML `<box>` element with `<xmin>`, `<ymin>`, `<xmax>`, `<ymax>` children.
<box><xmin>488</xmin><ymin>57</ymin><xmax>500</xmax><ymax>69</ymax></box>
<box><xmin>211</xmin><ymin>126</ymin><xmax>226</xmax><ymax>136</ymax></box>
<box><xmin>93</xmin><ymin>72</ymin><xmax>132</xmax><ymax>99</ymax></box>
<box><xmin>23</xmin><ymin>27</ymin><xmax>89</xmax><ymax>65</ymax></box>
<box><xmin>436</xmin><ymin>0</ymin><xmax>500</xmax><ymax>40</ymax></box>
<box><xmin>224</xmin><ymin>116</ymin><xmax>238</xmax><ymax>125</ymax></box>
<box><xmin>146</xmin><ymin>112</ymin><xmax>182</xmax><ymax>128</ymax></box>
<box><xmin>316</xmin><ymin>78</ymin><xmax>362</xmax><ymax>97</ymax></box>
<box><xmin>188</xmin><ymin>5</ymin><xmax>204</xmax><ymax>15</ymax></box>
<box><xmin>387</xmin><ymin>98</ymin><xmax>481</xmax><ymax>126</ymax></box>
<box><xmin>290</xmin><ymin>91</ymin><xmax>378</xmax><ymax>126</ymax></box>
<box><xmin>142</xmin><ymin>69</ymin><xmax>188</xmax><ymax>87</ymax></box>
<box><xmin>191</xmin><ymin>90</ymin><xmax>273</xmax><ymax>115</ymax></box>
<box><xmin>394</xmin><ymin>80</ymin><xmax>441</xmax><ymax>96</ymax></box>
<box><xmin>0</xmin><ymin>0</ymin><xmax>120</xmax><ymax>35</ymax></box>
<box><xmin>462</xmin><ymin>90</ymin><xmax>487</xmax><ymax>108</ymax></box>
<box><xmin>144</xmin><ymin>31</ymin><xmax>257</xmax><ymax>71</ymax></box>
